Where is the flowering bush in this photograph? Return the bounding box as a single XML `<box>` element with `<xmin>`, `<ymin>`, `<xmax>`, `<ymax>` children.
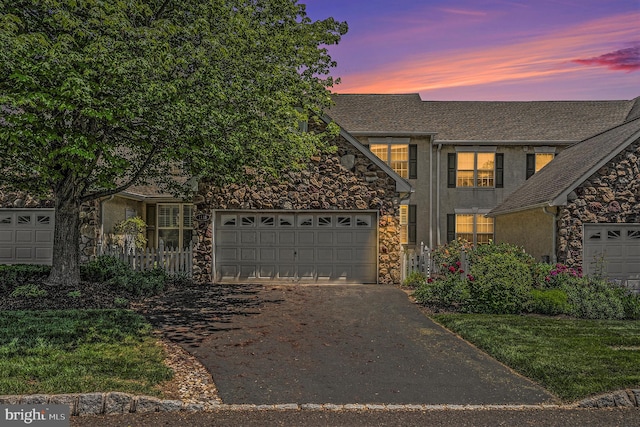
<box><xmin>543</xmin><ymin>263</ymin><xmax>583</xmax><ymax>288</ymax></box>
<box><xmin>414</xmin><ymin>261</ymin><xmax>470</xmax><ymax>309</ymax></box>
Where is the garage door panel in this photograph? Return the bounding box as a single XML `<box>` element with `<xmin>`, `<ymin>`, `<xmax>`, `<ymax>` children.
<box><xmin>219</xmin><ymin>248</ymin><xmax>238</xmax><ymax>261</ymax></box>
<box><xmin>219</xmin><ymin>231</ymin><xmax>237</xmax><ymax>244</ymax></box>
<box><xmin>215</xmin><ymin>211</ymin><xmax>377</xmax><ymax>283</ymax></box>
<box><xmin>298</xmin><ymin>231</ymin><xmax>314</xmax><ymax>245</ymax></box>
<box><xmin>0</xmin><ymin>209</ymin><xmax>55</xmax><ymax>265</ymax></box>
<box><xmin>0</xmin><ymin>230</ymin><xmax>12</xmax><ymax>243</ymax></box>
<box><xmin>336</xmin><ymin>233</ymin><xmax>353</xmax><ymax>244</ymax></box>
<box><xmin>583</xmin><ymin>224</ymin><xmax>640</xmax><ymax>288</ymax></box>
<box><xmin>317</xmin><ymin>232</ymin><xmax>333</xmax><ymax>245</ymax></box>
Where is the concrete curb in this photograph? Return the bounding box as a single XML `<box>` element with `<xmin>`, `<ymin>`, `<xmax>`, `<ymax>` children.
<box><xmin>2</xmin><ymin>390</ymin><xmax>639</xmax><ymax>416</ymax></box>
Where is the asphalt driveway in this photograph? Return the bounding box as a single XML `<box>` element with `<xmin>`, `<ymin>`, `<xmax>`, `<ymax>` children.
<box><xmin>139</xmin><ymin>284</ymin><xmax>557</xmax><ymax>405</ymax></box>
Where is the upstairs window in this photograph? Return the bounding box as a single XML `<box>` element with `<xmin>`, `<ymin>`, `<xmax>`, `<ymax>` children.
<box><xmin>366</xmin><ymin>140</ymin><xmax>417</xmax><ymax>179</ymax></box>
<box><xmin>449</xmin><ymin>151</ymin><xmax>502</xmax><ymax>188</ymax></box>
<box><xmin>526</xmin><ymin>152</ymin><xmax>554</xmax><ymax>179</ymax></box>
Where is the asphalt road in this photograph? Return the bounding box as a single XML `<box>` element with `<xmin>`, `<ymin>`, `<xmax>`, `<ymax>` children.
<box><xmin>71</xmin><ymin>407</ymin><xmax>640</xmax><ymax>427</ymax></box>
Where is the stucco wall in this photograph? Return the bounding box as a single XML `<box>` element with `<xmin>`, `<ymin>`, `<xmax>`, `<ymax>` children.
<box><xmin>193</xmin><ymin>129</ymin><xmax>403</xmax><ymax>285</ymax></box>
<box><xmin>494</xmin><ymin>208</ymin><xmax>555</xmax><ymax>262</ymax></box>
<box><xmin>558</xmin><ymin>142</ymin><xmax>640</xmax><ymax>268</ymax></box>
<box><xmin>101</xmin><ymin>197</ymin><xmax>145</xmax><ymax>236</ymax></box>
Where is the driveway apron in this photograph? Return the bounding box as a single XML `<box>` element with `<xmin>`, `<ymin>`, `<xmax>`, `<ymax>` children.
<box><xmin>141</xmin><ymin>284</ymin><xmax>557</xmax><ymax>405</ymax></box>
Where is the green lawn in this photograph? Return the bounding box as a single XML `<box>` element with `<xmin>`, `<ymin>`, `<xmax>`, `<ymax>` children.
<box><xmin>432</xmin><ymin>314</ymin><xmax>640</xmax><ymax>401</ymax></box>
<box><xmin>0</xmin><ymin>310</ymin><xmax>172</xmax><ymax>396</ymax></box>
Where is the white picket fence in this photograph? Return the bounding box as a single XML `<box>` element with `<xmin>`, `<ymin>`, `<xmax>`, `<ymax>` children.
<box><xmin>403</xmin><ymin>242</ymin><xmax>432</xmax><ymax>281</ymax></box>
<box><xmin>98</xmin><ymin>239</ymin><xmax>194</xmax><ymax>276</ymax></box>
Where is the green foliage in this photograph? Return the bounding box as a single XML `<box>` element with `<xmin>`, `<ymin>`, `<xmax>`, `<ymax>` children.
<box><xmin>402</xmin><ymin>271</ymin><xmax>426</xmax><ymax>289</ymax></box>
<box><xmin>0</xmin><ymin>0</ymin><xmax>347</xmax><ymax>285</ymax></box>
<box><xmin>528</xmin><ymin>289</ymin><xmax>571</xmax><ymax>315</ymax></box>
<box><xmin>10</xmin><ymin>283</ymin><xmax>48</xmax><ymax>298</ymax></box>
<box><xmin>414</xmin><ymin>272</ymin><xmax>470</xmax><ymax>309</ymax></box>
<box><xmin>80</xmin><ymin>256</ymin><xmax>167</xmax><ymax>297</ymax></box>
<box><xmin>67</xmin><ymin>290</ymin><xmax>81</xmax><ymax>299</ymax></box>
<box><xmin>562</xmin><ymin>278</ymin><xmax>627</xmax><ymax>320</ymax></box>
<box><xmin>0</xmin><ymin>265</ymin><xmax>50</xmax><ymax>292</ymax></box>
<box><xmin>113</xmin><ymin>217</ymin><xmax>147</xmax><ymax>249</ymax></box>
<box><xmin>0</xmin><ymin>310</ymin><xmax>172</xmax><ymax>395</ymax></box>
<box><xmin>431</xmin><ymin>238</ymin><xmax>472</xmax><ymax>270</ymax></box>
<box><xmin>467</xmin><ymin>252</ymin><xmax>533</xmax><ymax>314</ymax></box>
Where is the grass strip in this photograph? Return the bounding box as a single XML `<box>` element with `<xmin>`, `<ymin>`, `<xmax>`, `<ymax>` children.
<box><xmin>432</xmin><ymin>314</ymin><xmax>640</xmax><ymax>401</ymax></box>
<box><xmin>0</xmin><ymin>310</ymin><xmax>172</xmax><ymax>396</ymax></box>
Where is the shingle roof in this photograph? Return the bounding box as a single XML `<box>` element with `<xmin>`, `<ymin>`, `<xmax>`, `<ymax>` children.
<box><xmin>489</xmin><ymin>117</ymin><xmax>640</xmax><ymax>216</ymax></box>
<box><xmin>327</xmin><ymin>94</ymin><xmax>636</xmax><ymax>142</ymax></box>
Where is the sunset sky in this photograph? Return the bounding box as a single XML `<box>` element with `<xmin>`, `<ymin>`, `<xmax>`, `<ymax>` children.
<box><xmin>303</xmin><ymin>0</ymin><xmax>640</xmax><ymax>101</ymax></box>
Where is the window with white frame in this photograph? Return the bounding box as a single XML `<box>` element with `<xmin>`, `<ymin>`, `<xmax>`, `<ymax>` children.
<box><xmin>157</xmin><ymin>204</ymin><xmax>193</xmax><ymax>249</ymax></box>
<box><xmin>367</xmin><ymin>138</ymin><xmax>417</xmax><ymax>179</ymax></box>
<box><xmin>456</xmin><ymin>152</ymin><xmax>495</xmax><ymax>188</ymax></box>
<box><xmin>448</xmin><ymin>213</ymin><xmax>494</xmax><ymax>245</ymax></box>
<box><xmin>526</xmin><ymin>151</ymin><xmax>555</xmax><ymax>179</ymax></box>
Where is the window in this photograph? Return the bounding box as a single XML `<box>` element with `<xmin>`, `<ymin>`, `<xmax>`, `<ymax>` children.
<box><xmin>157</xmin><ymin>204</ymin><xmax>193</xmax><ymax>248</ymax></box>
<box><xmin>526</xmin><ymin>152</ymin><xmax>555</xmax><ymax>179</ymax></box>
<box><xmin>447</xmin><ymin>213</ymin><xmax>494</xmax><ymax>245</ymax></box>
<box><xmin>367</xmin><ymin>141</ymin><xmax>417</xmax><ymax>179</ymax></box>
<box><xmin>399</xmin><ymin>205</ymin><xmax>417</xmax><ymax>244</ymax></box>
<box><xmin>448</xmin><ymin>152</ymin><xmax>502</xmax><ymax>188</ymax></box>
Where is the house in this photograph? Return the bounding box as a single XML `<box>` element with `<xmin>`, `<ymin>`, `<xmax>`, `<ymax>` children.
<box><xmin>2</xmin><ymin>94</ymin><xmax>639</xmax><ymax>285</ymax></box>
<box><xmin>326</xmin><ymin>94</ymin><xmax>639</xmax><ymax>254</ymax></box>
<box><xmin>0</xmin><ymin>115</ymin><xmax>412</xmax><ymax>285</ymax></box>
<box><xmin>488</xmin><ymin>116</ymin><xmax>640</xmax><ymax>285</ymax></box>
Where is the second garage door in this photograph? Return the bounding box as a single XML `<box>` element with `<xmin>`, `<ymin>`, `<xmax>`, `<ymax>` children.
<box><xmin>0</xmin><ymin>209</ymin><xmax>55</xmax><ymax>265</ymax></box>
<box><xmin>583</xmin><ymin>224</ymin><xmax>640</xmax><ymax>291</ymax></box>
<box><xmin>214</xmin><ymin>211</ymin><xmax>378</xmax><ymax>283</ymax></box>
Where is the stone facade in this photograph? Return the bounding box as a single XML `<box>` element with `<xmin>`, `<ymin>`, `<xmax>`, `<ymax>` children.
<box><xmin>0</xmin><ymin>190</ymin><xmax>99</xmax><ymax>262</ymax></box>
<box><xmin>193</xmin><ymin>128</ymin><xmax>404</xmax><ymax>285</ymax></box>
<box><xmin>557</xmin><ymin>143</ymin><xmax>640</xmax><ymax>268</ymax></box>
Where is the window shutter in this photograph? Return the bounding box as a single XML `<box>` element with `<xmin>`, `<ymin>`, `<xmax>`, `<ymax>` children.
<box><xmin>526</xmin><ymin>153</ymin><xmax>535</xmax><ymax>179</ymax></box>
<box><xmin>447</xmin><ymin>153</ymin><xmax>456</xmax><ymax>188</ymax></box>
<box><xmin>408</xmin><ymin>205</ymin><xmax>417</xmax><ymax>244</ymax></box>
<box><xmin>495</xmin><ymin>153</ymin><xmax>504</xmax><ymax>188</ymax></box>
<box><xmin>447</xmin><ymin>214</ymin><xmax>456</xmax><ymax>243</ymax></box>
<box><xmin>409</xmin><ymin>144</ymin><xmax>417</xmax><ymax>179</ymax></box>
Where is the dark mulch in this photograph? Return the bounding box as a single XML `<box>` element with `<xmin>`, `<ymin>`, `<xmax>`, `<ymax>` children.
<box><xmin>0</xmin><ymin>280</ymin><xmax>141</xmax><ymax>311</ymax></box>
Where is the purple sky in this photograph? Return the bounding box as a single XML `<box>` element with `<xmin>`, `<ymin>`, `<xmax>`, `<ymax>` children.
<box><xmin>303</xmin><ymin>0</ymin><xmax>640</xmax><ymax>100</ymax></box>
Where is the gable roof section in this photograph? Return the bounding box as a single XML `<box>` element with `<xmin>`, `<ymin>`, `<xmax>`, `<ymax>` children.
<box><xmin>327</xmin><ymin>94</ymin><xmax>636</xmax><ymax>143</ymax></box>
<box><xmin>489</xmin><ymin>117</ymin><xmax>640</xmax><ymax>216</ymax></box>
<box><xmin>320</xmin><ymin>114</ymin><xmax>412</xmax><ymax>194</ymax></box>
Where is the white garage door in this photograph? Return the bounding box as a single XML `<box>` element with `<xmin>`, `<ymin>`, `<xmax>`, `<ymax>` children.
<box><xmin>214</xmin><ymin>211</ymin><xmax>378</xmax><ymax>283</ymax></box>
<box><xmin>0</xmin><ymin>209</ymin><xmax>55</xmax><ymax>265</ymax></box>
<box><xmin>583</xmin><ymin>224</ymin><xmax>640</xmax><ymax>291</ymax></box>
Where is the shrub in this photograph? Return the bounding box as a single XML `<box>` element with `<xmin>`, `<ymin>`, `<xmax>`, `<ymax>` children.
<box><xmin>403</xmin><ymin>271</ymin><xmax>426</xmax><ymax>289</ymax></box>
<box><xmin>467</xmin><ymin>252</ymin><xmax>533</xmax><ymax>314</ymax></box>
<box><xmin>528</xmin><ymin>289</ymin><xmax>570</xmax><ymax>315</ymax></box>
<box><xmin>81</xmin><ymin>256</ymin><xmax>167</xmax><ymax>297</ymax></box>
<box><xmin>0</xmin><ymin>265</ymin><xmax>50</xmax><ymax>292</ymax></box>
<box><xmin>414</xmin><ymin>272</ymin><xmax>470</xmax><ymax>309</ymax></box>
<box><xmin>431</xmin><ymin>239</ymin><xmax>472</xmax><ymax>274</ymax></box>
<box><xmin>562</xmin><ymin>278</ymin><xmax>626</xmax><ymax>320</ymax></box>
<box><xmin>10</xmin><ymin>283</ymin><xmax>48</xmax><ymax>298</ymax></box>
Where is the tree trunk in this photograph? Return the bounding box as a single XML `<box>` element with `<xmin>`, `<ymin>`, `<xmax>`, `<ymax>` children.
<box><xmin>47</xmin><ymin>176</ymin><xmax>82</xmax><ymax>287</ymax></box>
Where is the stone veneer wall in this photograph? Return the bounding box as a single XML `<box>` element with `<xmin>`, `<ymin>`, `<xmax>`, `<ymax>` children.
<box><xmin>0</xmin><ymin>190</ymin><xmax>100</xmax><ymax>263</ymax></box>
<box><xmin>193</xmin><ymin>130</ymin><xmax>403</xmax><ymax>285</ymax></box>
<box><xmin>557</xmin><ymin>142</ymin><xmax>640</xmax><ymax>268</ymax></box>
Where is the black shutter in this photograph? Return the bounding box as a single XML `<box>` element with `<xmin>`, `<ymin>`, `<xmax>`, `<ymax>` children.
<box><xmin>446</xmin><ymin>214</ymin><xmax>456</xmax><ymax>243</ymax></box>
<box><xmin>495</xmin><ymin>153</ymin><xmax>504</xmax><ymax>188</ymax></box>
<box><xmin>408</xmin><ymin>205</ymin><xmax>417</xmax><ymax>244</ymax></box>
<box><xmin>526</xmin><ymin>153</ymin><xmax>535</xmax><ymax>179</ymax></box>
<box><xmin>447</xmin><ymin>153</ymin><xmax>456</xmax><ymax>188</ymax></box>
<box><xmin>409</xmin><ymin>144</ymin><xmax>417</xmax><ymax>179</ymax></box>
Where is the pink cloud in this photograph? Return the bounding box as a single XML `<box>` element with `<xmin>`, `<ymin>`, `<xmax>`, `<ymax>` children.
<box><xmin>438</xmin><ymin>8</ymin><xmax>488</xmax><ymax>17</ymax></box>
<box><xmin>333</xmin><ymin>12</ymin><xmax>640</xmax><ymax>95</ymax></box>
<box><xmin>572</xmin><ymin>45</ymin><xmax>640</xmax><ymax>72</ymax></box>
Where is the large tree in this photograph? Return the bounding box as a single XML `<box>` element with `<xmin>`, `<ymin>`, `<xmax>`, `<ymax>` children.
<box><xmin>0</xmin><ymin>0</ymin><xmax>347</xmax><ymax>286</ymax></box>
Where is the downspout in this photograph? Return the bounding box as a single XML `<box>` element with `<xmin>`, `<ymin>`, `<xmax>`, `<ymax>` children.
<box><xmin>428</xmin><ymin>137</ymin><xmax>433</xmax><ymax>249</ymax></box>
<box><xmin>543</xmin><ymin>206</ymin><xmax>557</xmax><ymax>263</ymax></box>
<box><xmin>436</xmin><ymin>143</ymin><xmax>443</xmax><ymax>246</ymax></box>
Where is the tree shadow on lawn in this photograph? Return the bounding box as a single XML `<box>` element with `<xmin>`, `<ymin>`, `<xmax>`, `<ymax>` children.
<box><xmin>132</xmin><ymin>283</ymin><xmax>284</xmax><ymax>348</ymax></box>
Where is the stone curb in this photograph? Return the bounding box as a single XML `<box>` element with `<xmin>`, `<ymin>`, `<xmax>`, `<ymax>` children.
<box><xmin>2</xmin><ymin>390</ymin><xmax>639</xmax><ymax>416</ymax></box>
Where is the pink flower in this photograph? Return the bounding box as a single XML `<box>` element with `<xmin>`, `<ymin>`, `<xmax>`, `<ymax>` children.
<box><xmin>455</xmin><ymin>261</ymin><xmax>461</xmax><ymax>267</ymax></box>
<box><xmin>448</xmin><ymin>266</ymin><xmax>456</xmax><ymax>273</ymax></box>
<box><xmin>458</xmin><ymin>269</ymin><xmax>464</xmax><ymax>274</ymax></box>
<box><xmin>427</xmin><ymin>278</ymin><xmax>434</xmax><ymax>283</ymax></box>
<box><xmin>467</xmin><ymin>274</ymin><xmax>475</xmax><ymax>282</ymax></box>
